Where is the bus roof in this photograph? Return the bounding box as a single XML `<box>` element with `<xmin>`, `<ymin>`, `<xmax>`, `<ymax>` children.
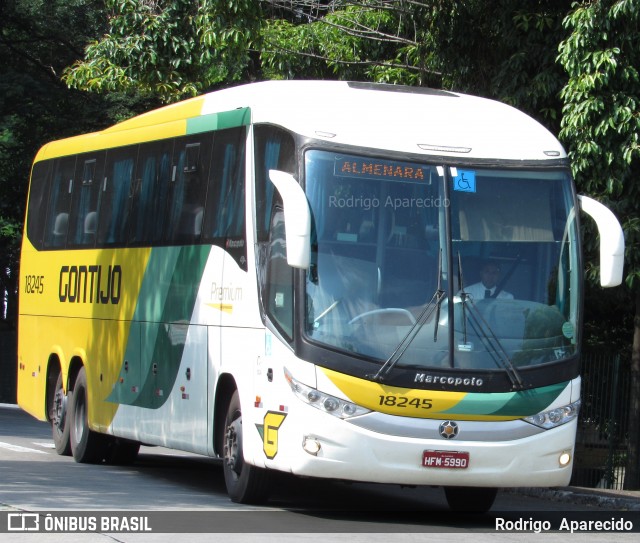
<box><xmin>35</xmin><ymin>80</ymin><xmax>566</xmax><ymax>163</ymax></box>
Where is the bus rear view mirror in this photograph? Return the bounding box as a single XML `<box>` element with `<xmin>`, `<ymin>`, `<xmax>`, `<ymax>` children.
<box><xmin>269</xmin><ymin>169</ymin><xmax>311</xmax><ymax>269</ymax></box>
<box><xmin>578</xmin><ymin>195</ymin><xmax>625</xmax><ymax>287</ymax></box>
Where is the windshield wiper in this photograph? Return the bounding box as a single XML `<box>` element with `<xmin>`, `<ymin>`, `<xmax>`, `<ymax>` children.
<box><xmin>369</xmin><ymin>250</ymin><xmax>445</xmax><ymax>382</ymax></box>
<box><xmin>457</xmin><ymin>256</ymin><xmax>524</xmax><ymax>390</ymax></box>
<box><xmin>432</xmin><ymin>249</ymin><xmax>445</xmax><ymax>343</ymax></box>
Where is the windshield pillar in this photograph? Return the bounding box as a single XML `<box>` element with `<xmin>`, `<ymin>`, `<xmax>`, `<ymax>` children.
<box><xmin>442</xmin><ymin>166</ymin><xmax>456</xmax><ymax>369</ymax></box>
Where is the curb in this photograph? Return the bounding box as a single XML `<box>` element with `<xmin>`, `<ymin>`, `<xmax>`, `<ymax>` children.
<box><xmin>514</xmin><ymin>487</ymin><xmax>640</xmax><ymax>511</ymax></box>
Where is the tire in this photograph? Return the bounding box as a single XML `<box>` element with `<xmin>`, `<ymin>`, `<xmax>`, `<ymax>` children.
<box><xmin>222</xmin><ymin>390</ymin><xmax>272</xmax><ymax>504</ymax></box>
<box><xmin>69</xmin><ymin>367</ymin><xmax>106</xmax><ymax>464</ymax></box>
<box><xmin>50</xmin><ymin>371</ymin><xmax>71</xmax><ymax>456</ymax></box>
<box><xmin>444</xmin><ymin>486</ymin><xmax>498</xmax><ymax>513</ymax></box>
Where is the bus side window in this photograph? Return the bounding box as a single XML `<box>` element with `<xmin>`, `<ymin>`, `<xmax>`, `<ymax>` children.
<box><xmin>166</xmin><ymin>135</ymin><xmax>212</xmax><ymax>244</ymax></box>
<box><xmin>129</xmin><ymin>140</ymin><xmax>173</xmax><ymax>245</ymax></box>
<box><xmin>203</xmin><ymin>127</ymin><xmax>246</xmax><ymax>240</ymax></box>
<box><xmin>68</xmin><ymin>155</ymin><xmax>104</xmax><ymax>248</ymax></box>
<box><xmin>97</xmin><ymin>146</ymin><xmax>136</xmax><ymax>246</ymax></box>
<box><xmin>254</xmin><ymin>125</ymin><xmax>296</xmax><ymax>242</ymax></box>
<box><xmin>26</xmin><ymin>160</ymin><xmax>52</xmax><ymax>249</ymax></box>
<box><xmin>266</xmin><ymin>208</ymin><xmax>293</xmax><ymax>340</ymax></box>
<box><xmin>43</xmin><ymin>156</ymin><xmax>76</xmax><ymax>249</ymax></box>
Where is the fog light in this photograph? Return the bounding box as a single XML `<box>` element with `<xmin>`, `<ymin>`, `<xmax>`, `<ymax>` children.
<box><xmin>559</xmin><ymin>451</ymin><xmax>571</xmax><ymax>467</ymax></box>
<box><xmin>302</xmin><ymin>436</ymin><xmax>321</xmax><ymax>456</ymax></box>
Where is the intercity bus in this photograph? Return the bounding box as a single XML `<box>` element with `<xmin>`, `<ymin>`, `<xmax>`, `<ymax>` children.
<box><xmin>17</xmin><ymin>81</ymin><xmax>624</xmax><ymax>511</ymax></box>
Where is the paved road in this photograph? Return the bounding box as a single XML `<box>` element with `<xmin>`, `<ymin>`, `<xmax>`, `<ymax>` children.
<box><xmin>0</xmin><ymin>404</ymin><xmax>637</xmax><ymax>542</ymax></box>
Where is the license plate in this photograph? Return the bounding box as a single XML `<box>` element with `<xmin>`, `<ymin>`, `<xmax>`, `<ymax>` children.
<box><xmin>422</xmin><ymin>450</ymin><xmax>470</xmax><ymax>469</ymax></box>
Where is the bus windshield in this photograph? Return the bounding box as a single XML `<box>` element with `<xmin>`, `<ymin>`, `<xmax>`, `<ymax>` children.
<box><xmin>304</xmin><ymin>149</ymin><xmax>580</xmax><ymax>373</ymax></box>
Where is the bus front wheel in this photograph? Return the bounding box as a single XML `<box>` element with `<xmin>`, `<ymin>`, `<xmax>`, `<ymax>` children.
<box><xmin>69</xmin><ymin>367</ymin><xmax>105</xmax><ymax>464</ymax></box>
<box><xmin>50</xmin><ymin>371</ymin><xmax>71</xmax><ymax>456</ymax></box>
<box><xmin>444</xmin><ymin>486</ymin><xmax>498</xmax><ymax>513</ymax></box>
<box><xmin>222</xmin><ymin>390</ymin><xmax>271</xmax><ymax>504</ymax></box>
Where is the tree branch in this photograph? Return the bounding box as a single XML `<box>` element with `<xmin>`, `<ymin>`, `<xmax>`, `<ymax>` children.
<box><xmin>258</xmin><ymin>42</ymin><xmax>441</xmax><ymax>77</ymax></box>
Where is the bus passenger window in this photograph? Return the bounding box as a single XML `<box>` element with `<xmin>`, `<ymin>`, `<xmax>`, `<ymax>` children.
<box><xmin>129</xmin><ymin>140</ymin><xmax>173</xmax><ymax>245</ymax></box>
<box><xmin>97</xmin><ymin>147</ymin><xmax>136</xmax><ymax>246</ymax></box>
<box><xmin>98</xmin><ymin>147</ymin><xmax>137</xmax><ymax>245</ymax></box>
<box><xmin>27</xmin><ymin>161</ymin><xmax>52</xmax><ymax>249</ymax></box>
<box><xmin>68</xmin><ymin>155</ymin><xmax>104</xmax><ymax>248</ymax></box>
<box><xmin>167</xmin><ymin>135</ymin><xmax>212</xmax><ymax>244</ymax></box>
<box><xmin>44</xmin><ymin>156</ymin><xmax>76</xmax><ymax>249</ymax></box>
<box><xmin>203</xmin><ymin>127</ymin><xmax>246</xmax><ymax>241</ymax></box>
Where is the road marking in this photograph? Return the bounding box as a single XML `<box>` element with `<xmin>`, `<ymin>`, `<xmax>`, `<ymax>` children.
<box><xmin>33</xmin><ymin>441</ymin><xmax>56</xmax><ymax>449</ymax></box>
<box><xmin>0</xmin><ymin>441</ymin><xmax>47</xmax><ymax>454</ymax></box>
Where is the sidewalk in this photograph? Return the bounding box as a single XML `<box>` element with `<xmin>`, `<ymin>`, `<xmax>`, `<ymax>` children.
<box><xmin>515</xmin><ymin>486</ymin><xmax>640</xmax><ymax>510</ymax></box>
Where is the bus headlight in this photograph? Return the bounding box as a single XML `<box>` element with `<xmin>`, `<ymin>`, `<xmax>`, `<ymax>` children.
<box><xmin>284</xmin><ymin>368</ymin><xmax>370</xmax><ymax>419</ymax></box>
<box><xmin>524</xmin><ymin>400</ymin><xmax>581</xmax><ymax>429</ymax></box>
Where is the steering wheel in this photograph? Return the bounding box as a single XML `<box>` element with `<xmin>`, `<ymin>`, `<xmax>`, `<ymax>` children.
<box><xmin>348</xmin><ymin>308</ymin><xmax>416</xmax><ymax>326</ymax></box>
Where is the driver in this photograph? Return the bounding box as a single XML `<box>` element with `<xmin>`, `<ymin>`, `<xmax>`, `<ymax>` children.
<box><xmin>463</xmin><ymin>260</ymin><xmax>513</xmax><ymax>300</ymax></box>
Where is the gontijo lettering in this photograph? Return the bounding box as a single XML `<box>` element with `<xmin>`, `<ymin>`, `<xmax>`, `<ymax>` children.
<box><xmin>58</xmin><ymin>264</ymin><xmax>122</xmax><ymax>304</ymax></box>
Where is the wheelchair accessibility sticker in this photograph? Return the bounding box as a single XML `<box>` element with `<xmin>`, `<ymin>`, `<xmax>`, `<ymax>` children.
<box><xmin>453</xmin><ymin>170</ymin><xmax>476</xmax><ymax>193</ymax></box>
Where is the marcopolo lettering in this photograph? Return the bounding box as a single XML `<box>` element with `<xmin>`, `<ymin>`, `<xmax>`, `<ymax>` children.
<box><xmin>59</xmin><ymin>264</ymin><xmax>122</xmax><ymax>304</ymax></box>
<box><xmin>414</xmin><ymin>373</ymin><xmax>484</xmax><ymax>387</ymax></box>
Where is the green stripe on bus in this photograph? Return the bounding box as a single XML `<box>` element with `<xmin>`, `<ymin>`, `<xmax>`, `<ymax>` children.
<box><xmin>107</xmin><ymin>245</ymin><xmax>211</xmax><ymax>408</ymax></box>
<box><xmin>186</xmin><ymin>108</ymin><xmax>251</xmax><ymax>134</ymax></box>
<box><xmin>441</xmin><ymin>381</ymin><xmax>568</xmax><ymax>417</ymax></box>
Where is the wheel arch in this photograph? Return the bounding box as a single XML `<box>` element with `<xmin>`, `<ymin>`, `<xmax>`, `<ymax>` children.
<box><xmin>213</xmin><ymin>373</ymin><xmax>238</xmax><ymax>457</ymax></box>
<box><xmin>44</xmin><ymin>353</ymin><xmax>85</xmax><ymax>422</ymax></box>
<box><xmin>45</xmin><ymin>354</ymin><xmax>62</xmax><ymax>423</ymax></box>
<box><xmin>67</xmin><ymin>356</ymin><xmax>85</xmax><ymax>393</ymax></box>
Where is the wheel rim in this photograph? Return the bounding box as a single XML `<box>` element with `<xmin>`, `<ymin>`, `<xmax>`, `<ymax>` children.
<box><xmin>224</xmin><ymin>415</ymin><xmax>243</xmax><ymax>480</ymax></box>
<box><xmin>53</xmin><ymin>385</ymin><xmax>67</xmax><ymax>434</ymax></box>
<box><xmin>74</xmin><ymin>391</ymin><xmax>86</xmax><ymax>443</ymax></box>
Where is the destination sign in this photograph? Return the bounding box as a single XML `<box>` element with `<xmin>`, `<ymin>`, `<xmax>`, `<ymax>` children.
<box><xmin>335</xmin><ymin>157</ymin><xmax>429</xmax><ymax>182</ymax></box>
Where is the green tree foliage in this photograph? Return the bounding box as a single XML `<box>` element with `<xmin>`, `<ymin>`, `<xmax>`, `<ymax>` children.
<box><xmin>63</xmin><ymin>0</ymin><xmax>261</xmax><ymax>102</ymax></box>
<box><xmin>558</xmin><ymin>0</ymin><xmax>640</xmax><ymax>489</ymax></box>
<box><xmin>262</xmin><ymin>1</ymin><xmax>572</xmax><ymax>131</ymax></box>
<box><xmin>0</xmin><ymin>0</ymin><xmax>150</xmax><ymax>325</ymax></box>
<box><xmin>261</xmin><ymin>1</ymin><xmax>441</xmax><ymax>86</ymax></box>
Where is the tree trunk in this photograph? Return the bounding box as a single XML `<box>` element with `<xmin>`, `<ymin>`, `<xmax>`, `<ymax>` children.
<box><xmin>624</xmin><ymin>287</ymin><xmax>640</xmax><ymax>489</ymax></box>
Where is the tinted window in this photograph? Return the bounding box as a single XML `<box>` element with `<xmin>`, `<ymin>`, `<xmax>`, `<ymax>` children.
<box><xmin>68</xmin><ymin>155</ymin><xmax>105</xmax><ymax>248</ymax></box>
<box><xmin>129</xmin><ymin>140</ymin><xmax>173</xmax><ymax>245</ymax></box>
<box><xmin>202</xmin><ymin>127</ymin><xmax>246</xmax><ymax>240</ymax></box>
<box><xmin>97</xmin><ymin>147</ymin><xmax>137</xmax><ymax>246</ymax></box>
<box><xmin>254</xmin><ymin>125</ymin><xmax>296</xmax><ymax>242</ymax></box>
<box><xmin>26</xmin><ymin>161</ymin><xmax>51</xmax><ymax>247</ymax></box>
<box><xmin>166</xmin><ymin>134</ymin><xmax>212</xmax><ymax>244</ymax></box>
<box><xmin>43</xmin><ymin>156</ymin><xmax>76</xmax><ymax>248</ymax></box>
